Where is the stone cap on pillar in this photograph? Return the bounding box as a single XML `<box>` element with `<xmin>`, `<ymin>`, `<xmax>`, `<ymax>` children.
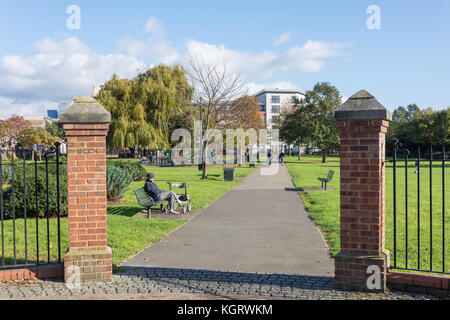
<box><xmin>334</xmin><ymin>90</ymin><xmax>392</xmax><ymax>121</ymax></box>
<box><xmin>59</xmin><ymin>95</ymin><xmax>111</xmax><ymax>123</ymax></box>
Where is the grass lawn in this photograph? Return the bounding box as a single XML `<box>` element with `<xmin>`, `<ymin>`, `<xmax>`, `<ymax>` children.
<box><xmin>107</xmin><ymin>163</ymin><xmax>254</xmax><ymax>217</ymax></box>
<box><xmin>0</xmin><ymin>216</ymin><xmax>185</xmax><ymax>268</ymax></box>
<box><xmin>0</xmin><ymin>163</ymin><xmax>254</xmax><ymax>268</ymax></box>
<box><xmin>285</xmin><ymin>155</ymin><xmax>450</xmax><ymax>274</ymax></box>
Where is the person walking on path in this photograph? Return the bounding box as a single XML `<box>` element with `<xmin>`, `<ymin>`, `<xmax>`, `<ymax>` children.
<box><xmin>279</xmin><ymin>151</ymin><xmax>285</xmax><ymax>165</ymax></box>
<box><xmin>267</xmin><ymin>150</ymin><xmax>272</xmax><ymax>165</ymax></box>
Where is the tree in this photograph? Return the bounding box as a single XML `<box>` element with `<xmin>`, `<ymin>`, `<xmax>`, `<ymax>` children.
<box><xmin>279</xmin><ymin>82</ymin><xmax>341</xmax><ymax>163</ymax></box>
<box><xmin>303</xmin><ymin>82</ymin><xmax>340</xmax><ymax>163</ymax></box>
<box><xmin>277</xmin><ymin>99</ymin><xmax>298</xmax><ymax>157</ymax></box>
<box><xmin>46</xmin><ymin>122</ymin><xmax>65</xmax><ymax>140</ymax></box>
<box><xmin>0</xmin><ymin>115</ymin><xmax>32</xmax><ymax>147</ymax></box>
<box><xmin>18</xmin><ymin>126</ymin><xmax>60</xmax><ymax>161</ymax></box>
<box><xmin>96</xmin><ymin>65</ymin><xmax>193</xmax><ymax>152</ymax></box>
<box><xmin>388</xmin><ymin>105</ymin><xmax>449</xmax><ymax>152</ymax></box>
<box><xmin>222</xmin><ymin>95</ymin><xmax>264</xmax><ymax>130</ymax></box>
<box><xmin>0</xmin><ymin>116</ymin><xmax>32</xmax><ymax>160</ymax></box>
<box><xmin>388</xmin><ymin>104</ymin><xmax>421</xmax><ymax>150</ymax></box>
<box><xmin>279</xmin><ymin>103</ymin><xmax>313</xmax><ymax>160</ymax></box>
<box><xmin>410</xmin><ymin>107</ymin><xmax>449</xmax><ymax>146</ymax></box>
<box><xmin>187</xmin><ymin>56</ymin><xmax>247</xmax><ymax>179</ymax></box>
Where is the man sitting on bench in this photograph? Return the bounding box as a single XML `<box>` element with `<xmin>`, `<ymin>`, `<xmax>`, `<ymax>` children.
<box><xmin>144</xmin><ymin>172</ymin><xmax>182</xmax><ymax>214</ymax></box>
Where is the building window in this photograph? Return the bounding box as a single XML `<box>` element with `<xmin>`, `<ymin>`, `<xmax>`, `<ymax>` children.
<box><xmin>271</xmin><ymin>116</ymin><xmax>280</xmax><ymax>123</ymax></box>
<box><xmin>259</xmin><ymin>105</ymin><xmax>266</xmax><ymax>112</ymax></box>
<box><xmin>271</xmin><ymin>95</ymin><xmax>280</xmax><ymax>103</ymax></box>
<box><xmin>291</xmin><ymin>96</ymin><xmax>299</xmax><ymax>104</ymax></box>
<box><xmin>271</xmin><ymin>105</ymin><xmax>280</xmax><ymax>113</ymax></box>
<box><xmin>261</xmin><ymin>115</ymin><xmax>265</xmax><ymax>123</ymax></box>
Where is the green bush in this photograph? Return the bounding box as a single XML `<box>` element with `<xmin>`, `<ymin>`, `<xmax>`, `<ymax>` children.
<box><xmin>1</xmin><ymin>165</ymin><xmax>12</xmax><ymax>184</ymax></box>
<box><xmin>114</xmin><ymin>161</ymin><xmax>147</xmax><ymax>181</ymax></box>
<box><xmin>107</xmin><ymin>166</ymin><xmax>132</xmax><ymax>201</ymax></box>
<box><xmin>2</xmin><ymin>161</ymin><xmax>68</xmax><ymax>219</ymax></box>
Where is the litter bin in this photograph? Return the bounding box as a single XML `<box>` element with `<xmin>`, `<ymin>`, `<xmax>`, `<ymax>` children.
<box><xmin>160</xmin><ymin>158</ymin><xmax>168</xmax><ymax>167</ymax></box>
<box><xmin>223</xmin><ymin>167</ymin><xmax>235</xmax><ymax>181</ymax></box>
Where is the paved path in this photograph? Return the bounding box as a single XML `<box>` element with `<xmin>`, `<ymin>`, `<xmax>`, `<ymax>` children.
<box><xmin>122</xmin><ymin>165</ymin><xmax>334</xmax><ymax>276</ymax></box>
<box><xmin>0</xmin><ymin>269</ymin><xmax>437</xmax><ymax>300</ymax></box>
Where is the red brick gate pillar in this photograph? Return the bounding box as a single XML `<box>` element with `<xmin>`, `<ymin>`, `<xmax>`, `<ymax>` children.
<box><xmin>59</xmin><ymin>95</ymin><xmax>112</xmax><ymax>283</ymax></box>
<box><xmin>334</xmin><ymin>90</ymin><xmax>392</xmax><ymax>292</ymax></box>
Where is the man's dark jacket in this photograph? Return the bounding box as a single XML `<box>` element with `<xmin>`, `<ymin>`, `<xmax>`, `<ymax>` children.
<box><xmin>144</xmin><ymin>180</ymin><xmax>163</xmax><ymax>199</ymax></box>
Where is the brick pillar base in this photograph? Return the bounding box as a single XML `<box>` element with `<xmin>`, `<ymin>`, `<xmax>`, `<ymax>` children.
<box><xmin>64</xmin><ymin>247</ymin><xmax>112</xmax><ymax>282</ymax></box>
<box><xmin>335</xmin><ymin>251</ymin><xmax>389</xmax><ymax>291</ymax></box>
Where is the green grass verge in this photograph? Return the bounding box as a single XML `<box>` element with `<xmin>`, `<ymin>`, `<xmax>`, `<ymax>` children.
<box><xmin>285</xmin><ymin>155</ymin><xmax>449</xmax><ymax>274</ymax></box>
<box><xmin>0</xmin><ymin>216</ymin><xmax>185</xmax><ymax>268</ymax></box>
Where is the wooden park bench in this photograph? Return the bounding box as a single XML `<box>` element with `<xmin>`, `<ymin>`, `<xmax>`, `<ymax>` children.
<box><xmin>317</xmin><ymin>170</ymin><xmax>334</xmax><ymax>190</ymax></box>
<box><xmin>134</xmin><ymin>187</ymin><xmax>168</xmax><ymax>218</ymax></box>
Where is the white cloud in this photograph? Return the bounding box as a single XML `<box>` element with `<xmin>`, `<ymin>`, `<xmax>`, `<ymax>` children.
<box><xmin>0</xmin><ymin>96</ymin><xmax>60</xmax><ymax>119</ymax></box>
<box><xmin>182</xmin><ymin>39</ymin><xmax>350</xmax><ymax>78</ymax></box>
<box><xmin>0</xmin><ymin>16</ymin><xmax>351</xmax><ymax>118</ymax></box>
<box><xmin>273</xmin><ymin>32</ymin><xmax>291</xmax><ymax>46</ymax></box>
<box><xmin>246</xmin><ymin>81</ymin><xmax>304</xmax><ymax>96</ymax></box>
<box><xmin>0</xmin><ymin>36</ymin><xmax>146</xmax><ymax>117</ymax></box>
<box><xmin>144</xmin><ymin>17</ymin><xmax>166</xmax><ymax>37</ymax></box>
<box><xmin>182</xmin><ymin>40</ymin><xmax>249</xmax><ymax>74</ymax></box>
<box><xmin>118</xmin><ymin>16</ymin><xmax>178</xmax><ymax>64</ymax></box>
<box><xmin>123</xmin><ymin>18</ymin><xmax>351</xmax><ymax>78</ymax></box>
<box><xmin>117</xmin><ymin>35</ymin><xmax>178</xmax><ymax>65</ymax></box>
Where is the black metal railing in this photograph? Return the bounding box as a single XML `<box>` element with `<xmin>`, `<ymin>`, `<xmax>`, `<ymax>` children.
<box><xmin>388</xmin><ymin>138</ymin><xmax>448</xmax><ymax>275</ymax></box>
<box><xmin>0</xmin><ymin>143</ymin><xmax>64</xmax><ymax>269</ymax></box>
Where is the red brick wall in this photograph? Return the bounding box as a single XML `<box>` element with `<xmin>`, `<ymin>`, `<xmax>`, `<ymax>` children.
<box><xmin>0</xmin><ymin>266</ymin><xmax>63</xmax><ymax>282</ymax></box>
<box><xmin>337</xmin><ymin>119</ymin><xmax>389</xmax><ymax>256</ymax></box>
<box><xmin>388</xmin><ymin>271</ymin><xmax>450</xmax><ymax>297</ymax></box>
<box><xmin>64</xmin><ymin>123</ymin><xmax>109</xmax><ymax>252</ymax></box>
<box><xmin>335</xmin><ymin>119</ymin><xmax>390</xmax><ymax>292</ymax></box>
<box><xmin>63</xmin><ymin>122</ymin><xmax>112</xmax><ymax>283</ymax></box>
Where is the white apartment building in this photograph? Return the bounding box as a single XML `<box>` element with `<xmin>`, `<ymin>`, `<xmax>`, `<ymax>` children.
<box><xmin>251</xmin><ymin>89</ymin><xmax>305</xmax><ymax>152</ymax></box>
<box><xmin>253</xmin><ymin>89</ymin><xmax>305</xmax><ymax>131</ymax></box>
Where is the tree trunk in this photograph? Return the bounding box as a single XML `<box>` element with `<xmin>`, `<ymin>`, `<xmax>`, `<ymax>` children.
<box><xmin>201</xmin><ymin>142</ymin><xmax>207</xmax><ymax>179</ymax></box>
<box><xmin>288</xmin><ymin>146</ymin><xmax>291</xmax><ymax>157</ymax></box>
<box><xmin>202</xmin><ymin>160</ymin><xmax>207</xmax><ymax>179</ymax></box>
<box><xmin>322</xmin><ymin>148</ymin><xmax>326</xmax><ymax>163</ymax></box>
<box><xmin>297</xmin><ymin>145</ymin><xmax>301</xmax><ymax>160</ymax></box>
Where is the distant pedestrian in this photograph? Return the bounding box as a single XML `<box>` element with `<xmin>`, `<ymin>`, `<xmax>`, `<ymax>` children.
<box><xmin>267</xmin><ymin>150</ymin><xmax>272</xmax><ymax>165</ymax></box>
<box><xmin>279</xmin><ymin>151</ymin><xmax>285</xmax><ymax>165</ymax></box>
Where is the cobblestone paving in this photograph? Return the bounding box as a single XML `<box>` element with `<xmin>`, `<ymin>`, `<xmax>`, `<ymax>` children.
<box><xmin>0</xmin><ymin>268</ymin><xmax>440</xmax><ymax>300</ymax></box>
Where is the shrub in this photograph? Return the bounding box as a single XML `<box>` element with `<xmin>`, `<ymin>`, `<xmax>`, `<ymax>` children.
<box><xmin>1</xmin><ymin>165</ymin><xmax>12</xmax><ymax>184</ymax></box>
<box><xmin>2</xmin><ymin>161</ymin><xmax>68</xmax><ymax>219</ymax></box>
<box><xmin>113</xmin><ymin>160</ymin><xmax>147</xmax><ymax>181</ymax></box>
<box><xmin>107</xmin><ymin>166</ymin><xmax>132</xmax><ymax>201</ymax></box>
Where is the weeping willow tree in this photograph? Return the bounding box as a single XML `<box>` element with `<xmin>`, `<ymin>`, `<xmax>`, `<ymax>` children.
<box><xmin>96</xmin><ymin>65</ymin><xmax>193</xmax><ymax>151</ymax></box>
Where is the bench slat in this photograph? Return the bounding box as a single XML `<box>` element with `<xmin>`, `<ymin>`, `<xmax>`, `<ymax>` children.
<box><xmin>134</xmin><ymin>188</ymin><xmax>156</xmax><ymax>207</ymax></box>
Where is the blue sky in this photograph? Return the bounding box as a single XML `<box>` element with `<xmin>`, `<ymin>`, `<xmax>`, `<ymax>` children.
<box><xmin>0</xmin><ymin>0</ymin><xmax>449</xmax><ymax>117</ymax></box>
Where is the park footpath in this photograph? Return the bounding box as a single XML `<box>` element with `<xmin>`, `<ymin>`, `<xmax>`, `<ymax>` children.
<box><xmin>0</xmin><ymin>165</ymin><xmax>439</xmax><ymax>300</ymax></box>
